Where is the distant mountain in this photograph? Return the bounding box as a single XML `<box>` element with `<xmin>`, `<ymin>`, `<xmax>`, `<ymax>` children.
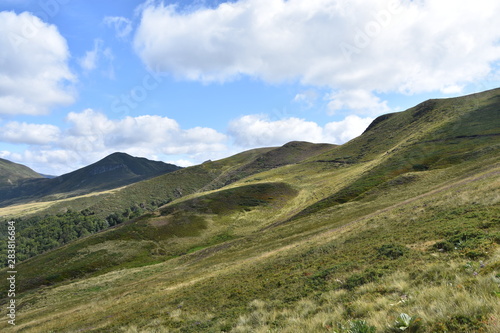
<box><xmin>0</xmin><ymin>153</ymin><xmax>182</xmax><ymax>206</ymax></box>
<box><xmin>39</xmin><ymin>174</ymin><xmax>57</xmax><ymax>179</ymax></box>
<box><xmin>0</xmin><ymin>158</ymin><xmax>42</xmax><ymax>187</ymax></box>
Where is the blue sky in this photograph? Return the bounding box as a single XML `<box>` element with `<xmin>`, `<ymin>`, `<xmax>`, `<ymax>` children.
<box><xmin>0</xmin><ymin>0</ymin><xmax>499</xmax><ymax>175</ymax></box>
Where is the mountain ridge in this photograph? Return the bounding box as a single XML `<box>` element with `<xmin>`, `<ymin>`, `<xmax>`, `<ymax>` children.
<box><xmin>0</xmin><ymin>158</ymin><xmax>42</xmax><ymax>187</ymax></box>
<box><xmin>0</xmin><ymin>152</ymin><xmax>182</xmax><ymax>207</ymax></box>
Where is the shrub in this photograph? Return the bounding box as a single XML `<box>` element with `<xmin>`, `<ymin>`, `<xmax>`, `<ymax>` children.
<box><xmin>343</xmin><ymin>269</ymin><xmax>384</xmax><ymax>290</ymax></box>
<box><xmin>430</xmin><ymin>314</ymin><xmax>486</xmax><ymax>332</ymax></box>
<box><xmin>377</xmin><ymin>244</ymin><xmax>408</xmax><ymax>259</ymax></box>
<box><xmin>445</xmin><ymin>230</ymin><xmax>492</xmax><ymax>259</ymax></box>
<box><xmin>433</xmin><ymin>241</ymin><xmax>454</xmax><ymax>252</ymax></box>
<box><xmin>412</xmin><ymin>164</ymin><xmax>429</xmax><ymax>171</ymax></box>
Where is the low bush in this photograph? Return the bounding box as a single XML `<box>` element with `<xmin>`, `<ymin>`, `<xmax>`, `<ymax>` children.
<box><xmin>377</xmin><ymin>244</ymin><xmax>408</xmax><ymax>259</ymax></box>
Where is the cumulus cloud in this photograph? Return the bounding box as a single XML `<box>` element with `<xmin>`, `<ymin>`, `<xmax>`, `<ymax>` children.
<box><xmin>0</xmin><ymin>122</ymin><xmax>60</xmax><ymax>145</ymax></box>
<box><xmin>0</xmin><ymin>149</ymin><xmax>82</xmax><ymax>177</ymax></box>
<box><xmin>228</xmin><ymin>115</ymin><xmax>324</xmax><ymax>147</ymax></box>
<box><xmin>133</xmin><ymin>0</ymin><xmax>500</xmax><ymax>112</ymax></box>
<box><xmin>0</xmin><ymin>109</ymin><xmax>228</xmax><ymax>175</ymax></box>
<box><xmin>0</xmin><ymin>11</ymin><xmax>75</xmax><ymax>115</ymax></box>
<box><xmin>228</xmin><ymin>114</ymin><xmax>373</xmax><ymax>147</ymax></box>
<box><xmin>62</xmin><ymin>109</ymin><xmax>228</xmax><ymax>155</ymax></box>
<box><xmin>327</xmin><ymin>89</ymin><xmax>392</xmax><ymax>115</ymax></box>
<box><xmin>324</xmin><ymin>115</ymin><xmax>374</xmax><ymax>144</ymax></box>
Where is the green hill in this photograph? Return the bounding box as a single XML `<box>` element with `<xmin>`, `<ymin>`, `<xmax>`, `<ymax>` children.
<box><xmin>0</xmin><ymin>158</ymin><xmax>42</xmax><ymax>187</ymax></box>
<box><xmin>0</xmin><ymin>88</ymin><xmax>499</xmax><ymax>332</ymax></box>
<box><xmin>201</xmin><ymin>141</ymin><xmax>335</xmax><ymax>190</ymax></box>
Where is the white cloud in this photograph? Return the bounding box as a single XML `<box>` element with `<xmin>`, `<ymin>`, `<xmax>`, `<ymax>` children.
<box><xmin>78</xmin><ymin>39</ymin><xmax>115</xmax><ymax>78</ymax></box>
<box><xmin>62</xmin><ymin>110</ymin><xmax>228</xmax><ymax>156</ymax></box>
<box><xmin>228</xmin><ymin>114</ymin><xmax>373</xmax><ymax>147</ymax></box>
<box><xmin>293</xmin><ymin>89</ymin><xmax>319</xmax><ymax>109</ymax></box>
<box><xmin>133</xmin><ymin>0</ymin><xmax>500</xmax><ymax>111</ymax></box>
<box><xmin>0</xmin><ymin>149</ymin><xmax>81</xmax><ymax>176</ymax></box>
<box><xmin>0</xmin><ymin>109</ymin><xmax>228</xmax><ymax>175</ymax></box>
<box><xmin>104</xmin><ymin>16</ymin><xmax>133</xmax><ymax>40</ymax></box>
<box><xmin>0</xmin><ymin>122</ymin><xmax>60</xmax><ymax>145</ymax></box>
<box><xmin>165</xmin><ymin>159</ymin><xmax>195</xmax><ymax>168</ymax></box>
<box><xmin>79</xmin><ymin>39</ymin><xmax>102</xmax><ymax>71</ymax></box>
<box><xmin>324</xmin><ymin>115</ymin><xmax>374</xmax><ymax>144</ymax></box>
<box><xmin>327</xmin><ymin>89</ymin><xmax>392</xmax><ymax>115</ymax></box>
<box><xmin>228</xmin><ymin>115</ymin><xmax>324</xmax><ymax>147</ymax></box>
<box><xmin>0</xmin><ymin>11</ymin><xmax>75</xmax><ymax>115</ymax></box>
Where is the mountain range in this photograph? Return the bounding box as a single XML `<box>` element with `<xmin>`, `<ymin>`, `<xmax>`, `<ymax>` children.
<box><xmin>0</xmin><ymin>88</ymin><xmax>499</xmax><ymax>332</ymax></box>
<box><xmin>0</xmin><ymin>152</ymin><xmax>182</xmax><ymax>207</ymax></box>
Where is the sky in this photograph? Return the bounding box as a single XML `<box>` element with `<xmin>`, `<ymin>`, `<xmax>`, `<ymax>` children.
<box><xmin>0</xmin><ymin>0</ymin><xmax>499</xmax><ymax>176</ymax></box>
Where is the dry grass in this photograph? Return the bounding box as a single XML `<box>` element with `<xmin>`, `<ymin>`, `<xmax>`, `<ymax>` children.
<box><xmin>229</xmin><ymin>257</ymin><xmax>500</xmax><ymax>333</ymax></box>
<box><xmin>0</xmin><ymin>186</ymin><xmax>126</xmax><ymax>218</ymax></box>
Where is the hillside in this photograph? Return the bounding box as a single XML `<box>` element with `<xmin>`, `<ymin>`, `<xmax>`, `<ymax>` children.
<box><xmin>0</xmin><ymin>152</ymin><xmax>182</xmax><ymax>207</ymax></box>
<box><xmin>201</xmin><ymin>141</ymin><xmax>335</xmax><ymax>190</ymax></box>
<box><xmin>0</xmin><ymin>158</ymin><xmax>42</xmax><ymax>187</ymax></box>
<box><xmin>0</xmin><ymin>88</ymin><xmax>499</xmax><ymax>332</ymax></box>
<box><xmin>0</xmin><ymin>143</ymin><xmax>332</xmax><ymax>220</ymax></box>
<box><xmin>0</xmin><ymin>143</ymin><xmax>335</xmax><ymax>266</ymax></box>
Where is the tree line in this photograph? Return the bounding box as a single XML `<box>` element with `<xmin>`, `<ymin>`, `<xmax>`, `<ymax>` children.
<box><xmin>0</xmin><ymin>203</ymin><xmax>154</xmax><ymax>267</ymax></box>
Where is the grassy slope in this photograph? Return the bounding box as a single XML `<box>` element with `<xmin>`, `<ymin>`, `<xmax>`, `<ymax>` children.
<box><xmin>1</xmin><ymin>89</ymin><xmax>499</xmax><ymax>332</ymax></box>
<box><xmin>200</xmin><ymin>141</ymin><xmax>335</xmax><ymax>191</ymax></box>
<box><xmin>0</xmin><ymin>147</ymin><xmax>273</xmax><ymax>219</ymax></box>
<box><xmin>0</xmin><ymin>142</ymin><xmax>330</xmax><ymax>220</ymax></box>
<box><xmin>0</xmin><ymin>159</ymin><xmax>42</xmax><ymax>187</ymax></box>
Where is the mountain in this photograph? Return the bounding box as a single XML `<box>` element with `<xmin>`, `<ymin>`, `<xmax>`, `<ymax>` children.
<box><xmin>0</xmin><ymin>142</ymin><xmax>335</xmax><ymax>219</ymax></box>
<box><xmin>0</xmin><ymin>152</ymin><xmax>182</xmax><ymax>206</ymax></box>
<box><xmin>0</xmin><ymin>158</ymin><xmax>42</xmax><ymax>187</ymax></box>
<box><xmin>0</xmin><ymin>88</ymin><xmax>499</xmax><ymax>332</ymax></box>
<box><xmin>46</xmin><ymin>152</ymin><xmax>182</xmax><ymax>194</ymax></box>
